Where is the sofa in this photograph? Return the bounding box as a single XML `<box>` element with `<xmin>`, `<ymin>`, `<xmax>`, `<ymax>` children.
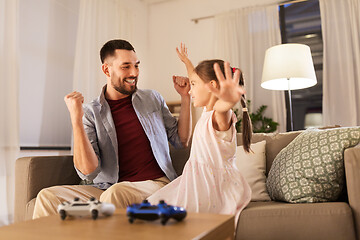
<box><xmin>14</xmin><ymin>131</ymin><xmax>360</xmax><ymax>240</ymax></box>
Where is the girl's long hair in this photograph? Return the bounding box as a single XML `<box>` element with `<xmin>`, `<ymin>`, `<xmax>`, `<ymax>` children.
<box><xmin>194</xmin><ymin>59</ymin><xmax>252</xmax><ymax>153</ymax></box>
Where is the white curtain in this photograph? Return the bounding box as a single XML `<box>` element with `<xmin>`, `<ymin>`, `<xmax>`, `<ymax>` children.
<box><xmin>73</xmin><ymin>0</ymin><xmax>133</xmax><ymax>102</ymax></box>
<box><xmin>320</xmin><ymin>0</ymin><xmax>360</xmax><ymax>127</ymax></box>
<box><xmin>214</xmin><ymin>5</ymin><xmax>286</xmax><ymax>133</ymax></box>
<box><xmin>0</xmin><ymin>0</ymin><xmax>19</xmax><ymax>226</ymax></box>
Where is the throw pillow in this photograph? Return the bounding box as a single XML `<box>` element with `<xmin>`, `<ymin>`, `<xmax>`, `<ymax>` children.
<box><xmin>266</xmin><ymin>127</ymin><xmax>360</xmax><ymax>203</ymax></box>
<box><xmin>235</xmin><ymin>140</ymin><xmax>271</xmax><ymax>201</ymax></box>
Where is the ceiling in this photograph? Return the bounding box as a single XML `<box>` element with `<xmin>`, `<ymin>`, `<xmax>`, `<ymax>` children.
<box><xmin>140</xmin><ymin>0</ymin><xmax>176</xmax><ymax>4</ymax></box>
<box><xmin>140</xmin><ymin>0</ymin><xmax>293</xmax><ymax>5</ymax></box>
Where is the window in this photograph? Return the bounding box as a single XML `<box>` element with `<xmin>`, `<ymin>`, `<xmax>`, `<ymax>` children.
<box><xmin>279</xmin><ymin>0</ymin><xmax>323</xmax><ymax>131</ymax></box>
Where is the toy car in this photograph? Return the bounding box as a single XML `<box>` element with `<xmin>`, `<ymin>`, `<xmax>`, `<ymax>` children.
<box><xmin>126</xmin><ymin>200</ymin><xmax>187</xmax><ymax>225</ymax></box>
<box><xmin>57</xmin><ymin>197</ymin><xmax>115</xmax><ymax>220</ymax></box>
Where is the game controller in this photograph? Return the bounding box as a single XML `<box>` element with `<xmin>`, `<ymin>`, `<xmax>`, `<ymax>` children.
<box><xmin>57</xmin><ymin>197</ymin><xmax>115</xmax><ymax>220</ymax></box>
<box><xmin>126</xmin><ymin>200</ymin><xmax>187</xmax><ymax>225</ymax></box>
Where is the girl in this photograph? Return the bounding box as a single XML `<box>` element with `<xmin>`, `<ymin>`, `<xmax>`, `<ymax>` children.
<box><xmin>148</xmin><ymin>44</ymin><xmax>252</xmax><ymax>218</ymax></box>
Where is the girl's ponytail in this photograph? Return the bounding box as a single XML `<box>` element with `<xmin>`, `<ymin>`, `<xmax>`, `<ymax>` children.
<box><xmin>238</xmin><ymin>71</ymin><xmax>252</xmax><ymax>153</ymax></box>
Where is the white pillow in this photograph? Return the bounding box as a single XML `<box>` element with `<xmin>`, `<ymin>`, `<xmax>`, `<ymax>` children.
<box><xmin>235</xmin><ymin>140</ymin><xmax>271</xmax><ymax>201</ymax></box>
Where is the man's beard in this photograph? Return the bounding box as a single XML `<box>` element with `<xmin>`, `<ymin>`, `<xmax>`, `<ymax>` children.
<box><xmin>112</xmin><ymin>77</ymin><xmax>138</xmax><ymax>95</ymax></box>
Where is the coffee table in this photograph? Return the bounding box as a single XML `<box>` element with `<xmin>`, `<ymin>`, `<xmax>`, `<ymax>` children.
<box><xmin>0</xmin><ymin>209</ymin><xmax>234</xmax><ymax>239</ymax></box>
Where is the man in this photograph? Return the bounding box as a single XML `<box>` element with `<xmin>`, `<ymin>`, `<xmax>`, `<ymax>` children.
<box><xmin>33</xmin><ymin>39</ymin><xmax>191</xmax><ymax>218</ymax></box>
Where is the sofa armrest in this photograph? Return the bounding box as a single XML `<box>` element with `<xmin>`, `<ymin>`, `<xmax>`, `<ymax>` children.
<box><xmin>344</xmin><ymin>146</ymin><xmax>360</xmax><ymax>240</ymax></box>
<box><xmin>14</xmin><ymin>155</ymin><xmax>80</xmax><ymax>222</ymax></box>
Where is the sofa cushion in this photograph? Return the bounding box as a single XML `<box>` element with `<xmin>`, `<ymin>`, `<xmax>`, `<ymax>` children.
<box><xmin>237</xmin><ymin>201</ymin><xmax>356</xmax><ymax>240</ymax></box>
<box><xmin>266</xmin><ymin>127</ymin><xmax>360</xmax><ymax>203</ymax></box>
<box><xmin>235</xmin><ymin>140</ymin><xmax>270</xmax><ymax>201</ymax></box>
<box><xmin>237</xmin><ymin>131</ymin><xmax>302</xmax><ymax>174</ymax></box>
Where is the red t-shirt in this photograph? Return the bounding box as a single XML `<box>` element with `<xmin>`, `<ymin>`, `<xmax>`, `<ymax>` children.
<box><xmin>106</xmin><ymin>95</ymin><xmax>165</xmax><ymax>182</ymax></box>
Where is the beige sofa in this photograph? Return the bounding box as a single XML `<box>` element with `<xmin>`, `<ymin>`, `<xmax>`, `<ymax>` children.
<box><xmin>14</xmin><ymin>131</ymin><xmax>360</xmax><ymax>240</ymax></box>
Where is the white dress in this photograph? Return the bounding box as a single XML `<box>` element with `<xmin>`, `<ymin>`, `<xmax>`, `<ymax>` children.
<box><xmin>148</xmin><ymin>109</ymin><xmax>251</xmax><ymax>216</ymax></box>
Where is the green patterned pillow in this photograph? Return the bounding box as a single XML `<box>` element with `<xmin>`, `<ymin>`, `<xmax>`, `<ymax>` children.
<box><xmin>266</xmin><ymin>127</ymin><xmax>360</xmax><ymax>203</ymax></box>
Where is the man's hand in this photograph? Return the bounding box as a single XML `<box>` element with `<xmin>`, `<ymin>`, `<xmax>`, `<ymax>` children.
<box><xmin>65</xmin><ymin>91</ymin><xmax>98</xmax><ymax>175</ymax></box>
<box><xmin>173</xmin><ymin>76</ymin><xmax>190</xmax><ymax>97</ymax></box>
<box><xmin>173</xmin><ymin>75</ymin><xmax>192</xmax><ymax>147</ymax></box>
<box><xmin>64</xmin><ymin>91</ymin><xmax>84</xmax><ymax>123</ymax></box>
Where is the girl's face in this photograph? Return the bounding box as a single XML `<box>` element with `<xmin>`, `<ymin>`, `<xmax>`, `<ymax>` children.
<box><xmin>188</xmin><ymin>74</ymin><xmax>212</xmax><ymax>107</ymax></box>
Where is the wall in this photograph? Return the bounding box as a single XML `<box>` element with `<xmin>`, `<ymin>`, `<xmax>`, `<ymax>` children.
<box><xmin>19</xmin><ymin>0</ymin><xmax>148</xmax><ymax>147</ymax></box>
<box><xmin>146</xmin><ymin>0</ymin><xmax>280</xmax><ymax>101</ymax></box>
<box><xmin>18</xmin><ymin>0</ymin><xmax>280</xmax><ymax>147</ymax></box>
<box><xmin>127</xmin><ymin>0</ymin><xmax>149</xmax><ymax>91</ymax></box>
<box><xmin>19</xmin><ymin>0</ymin><xmax>80</xmax><ymax>147</ymax></box>
<box><xmin>146</xmin><ymin>0</ymin><xmax>281</xmax><ymax>122</ymax></box>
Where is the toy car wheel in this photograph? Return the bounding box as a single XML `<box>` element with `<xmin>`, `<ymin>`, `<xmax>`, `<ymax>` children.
<box><xmin>59</xmin><ymin>210</ymin><xmax>66</xmax><ymax>220</ymax></box>
<box><xmin>91</xmin><ymin>209</ymin><xmax>98</xmax><ymax>220</ymax></box>
<box><xmin>128</xmin><ymin>217</ymin><xmax>134</xmax><ymax>224</ymax></box>
<box><xmin>160</xmin><ymin>214</ymin><xmax>168</xmax><ymax>225</ymax></box>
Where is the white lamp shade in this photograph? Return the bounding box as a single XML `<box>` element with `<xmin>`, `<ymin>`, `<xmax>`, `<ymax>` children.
<box><xmin>304</xmin><ymin>112</ymin><xmax>323</xmax><ymax>129</ymax></box>
<box><xmin>261</xmin><ymin>43</ymin><xmax>317</xmax><ymax>90</ymax></box>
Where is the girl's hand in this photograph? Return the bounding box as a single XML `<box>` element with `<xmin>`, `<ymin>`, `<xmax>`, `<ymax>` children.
<box><xmin>176</xmin><ymin>43</ymin><xmax>190</xmax><ymax>64</ymax></box>
<box><xmin>207</xmin><ymin>62</ymin><xmax>245</xmax><ymax>106</ymax></box>
<box><xmin>175</xmin><ymin>42</ymin><xmax>195</xmax><ymax>79</ymax></box>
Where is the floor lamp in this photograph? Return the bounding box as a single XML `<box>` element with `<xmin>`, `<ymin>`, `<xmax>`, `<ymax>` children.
<box><xmin>261</xmin><ymin>43</ymin><xmax>317</xmax><ymax>131</ymax></box>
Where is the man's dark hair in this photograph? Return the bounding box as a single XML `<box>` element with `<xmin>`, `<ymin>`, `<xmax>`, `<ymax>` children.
<box><xmin>100</xmin><ymin>39</ymin><xmax>135</xmax><ymax>64</ymax></box>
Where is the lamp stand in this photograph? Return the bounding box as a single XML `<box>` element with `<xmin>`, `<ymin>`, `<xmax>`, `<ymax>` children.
<box><xmin>287</xmin><ymin>78</ymin><xmax>294</xmax><ymax>131</ymax></box>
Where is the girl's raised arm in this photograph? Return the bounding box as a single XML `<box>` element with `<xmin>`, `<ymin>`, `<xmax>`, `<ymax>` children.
<box><xmin>176</xmin><ymin>43</ymin><xmax>195</xmax><ymax>77</ymax></box>
<box><xmin>207</xmin><ymin>62</ymin><xmax>245</xmax><ymax>131</ymax></box>
<box><xmin>208</xmin><ymin>62</ymin><xmax>245</xmax><ymax>112</ymax></box>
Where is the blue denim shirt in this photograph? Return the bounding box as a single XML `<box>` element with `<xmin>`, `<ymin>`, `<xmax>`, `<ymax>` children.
<box><xmin>75</xmin><ymin>85</ymin><xmax>183</xmax><ymax>189</ymax></box>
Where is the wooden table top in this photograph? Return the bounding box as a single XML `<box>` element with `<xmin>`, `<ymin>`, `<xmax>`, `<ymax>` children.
<box><xmin>0</xmin><ymin>209</ymin><xmax>234</xmax><ymax>240</ymax></box>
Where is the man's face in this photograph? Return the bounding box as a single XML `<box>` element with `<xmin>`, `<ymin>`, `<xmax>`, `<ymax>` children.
<box><xmin>105</xmin><ymin>49</ymin><xmax>140</xmax><ymax>96</ymax></box>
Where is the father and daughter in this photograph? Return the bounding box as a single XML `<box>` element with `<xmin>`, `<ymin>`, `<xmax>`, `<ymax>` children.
<box><xmin>33</xmin><ymin>39</ymin><xmax>252</xmax><ymax>221</ymax></box>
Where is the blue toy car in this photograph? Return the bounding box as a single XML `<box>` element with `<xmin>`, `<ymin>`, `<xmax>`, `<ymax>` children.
<box><xmin>126</xmin><ymin>200</ymin><xmax>187</xmax><ymax>225</ymax></box>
